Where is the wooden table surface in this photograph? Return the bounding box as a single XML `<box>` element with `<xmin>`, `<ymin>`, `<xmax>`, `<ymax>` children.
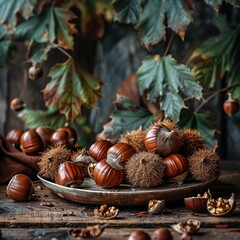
<box><xmin>0</xmin><ymin>161</ymin><xmax>240</xmax><ymax>240</ymax></box>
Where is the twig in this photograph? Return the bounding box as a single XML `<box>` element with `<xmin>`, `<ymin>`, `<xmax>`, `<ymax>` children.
<box><xmin>194</xmin><ymin>83</ymin><xmax>240</xmax><ymax>113</ymax></box>
<box><xmin>163</xmin><ymin>31</ymin><xmax>174</xmax><ymax>56</ymax></box>
<box><xmin>54</xmin><ymin>44</ymin><xmax>72</xmax><ymax>59</ymax></box>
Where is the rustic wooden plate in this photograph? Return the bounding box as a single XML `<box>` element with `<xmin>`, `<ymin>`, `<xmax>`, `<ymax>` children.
<box><xmin>37</xmin><ymin>174</ymin><xmax>216</xmax><ymax>206</ymax></box>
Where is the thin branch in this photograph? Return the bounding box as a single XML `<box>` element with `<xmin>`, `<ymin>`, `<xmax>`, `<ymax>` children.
<box><xmin>194</xmin><ymin>83</ymin><xmax>240</xmax><ymax>113</ymax></box>
<box><xmin>163</xmin><ymin>31</ymin><xmax>174</xmax><ymax>57</ymax></box>
<box><xmin>54</xmin><ymin>44</ymin><xmax>72</xmax><ymax>59</ymax></box>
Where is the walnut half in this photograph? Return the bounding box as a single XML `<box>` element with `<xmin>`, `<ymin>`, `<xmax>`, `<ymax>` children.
<box><xmin>94</xmin><ymin>204</ymin><xmax>119</xmax><ymax>219</ymax></box>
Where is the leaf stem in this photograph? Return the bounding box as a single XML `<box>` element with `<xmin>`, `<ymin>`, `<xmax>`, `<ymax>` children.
<box><xmin>194</xmin><ymin>83</ymin><xmax>240</xmax><ymax>113</ymax></box>
<box><xmin>163</xmin><ymin>31</ymin><xmax>174</xmax><ymax>56</ymax></box>
<box><xmin>55</xmin><ymin>45</ymin><xmax>72</xmax><ymax>59</ymax></box>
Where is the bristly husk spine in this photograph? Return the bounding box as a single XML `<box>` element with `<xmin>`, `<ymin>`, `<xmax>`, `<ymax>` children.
<box><xmin>188</xmin><ymin>148</ymin><xmax>220</xmax><ymax>182</ymax></box>
<box><xmin>119</xmin><ymin>128</ymin><xmax>146</xmax><ymax>152</ymax></box>
<box><xmin>126</xmin><ymin>151</ymin><xmax>165</xmax><ymax>188</ymax></box>
<box><xmin>152</xmin><ymin>118</ymin><xmax>179</xmax><ymax>132</ymax></box>
<box><xmin>38</xmin><ymin>145</ymin><xmax>72</xmax><ymax>180</ymax></box>
<box><xmin>181</xmin><ymin>128</ymin><xmax>205</xmax><ymax>157</ymax></box>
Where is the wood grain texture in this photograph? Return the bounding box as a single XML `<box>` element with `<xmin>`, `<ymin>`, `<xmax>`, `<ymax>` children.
<box><xmin>0</xmin><ymin>161</ymin><xmax>240</xmax><ymax>239</ymax></box>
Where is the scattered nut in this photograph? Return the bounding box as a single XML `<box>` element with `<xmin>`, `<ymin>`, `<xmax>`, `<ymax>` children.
<box><xmin>148</xmin><ymin>199</ymin><xmax>165</xmax><ymax>215</ymax></box>
<box><xmin>171</xmin><ymin>219</ymin><xmax>201</xmax><ymax>234</ymax></box>
<box><xmin>128</xmin><ymin>230</ymin><xmax>151</xmax><ymax>240</ymax></box>
<box><xmin>94</xmin><ymin>204</ymin><xmax>119</xmax><ymax>219</ymax></box>
<box><xmin>69</xmin><ymin>224</ymin><xmax>108</xmax><ymax>239</ymax></box>
<box><xmin>207</xmin><ymin>193</ymin><xmax>236</xmax><ymax>216</ymax></box>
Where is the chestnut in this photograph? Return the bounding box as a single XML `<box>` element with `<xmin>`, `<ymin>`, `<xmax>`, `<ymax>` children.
<box><xmin>223</xmin><ymin>97</ymin><xmax>239</xmax><ymax>116</ymax></box>
<box><xmin>88</xmin><ymin>140</ymin><xmax>113</xmax><ymax>162</ymax></box>
<box><xmin>128</xmin><ymin>230</ymin><xmax>151</xmax><ymax>240</ymax></box>
<box><xmin>50</xmin><ymin>127</ymin><xmax>77</xmax><ymax>147</ymax></box>
<box><xmin>162</xmin><ymin>154</ymin><xmax>188</xmax><ymax>178</ymax></box>
<box><xmin>93</xmin><ymin>160</ymin><xmax>125</xmax><ymax>188</ymax></box>
<box><xmin>207</xmin><ymin>193</ymin><xmax>236</xmax><ymax>216</ymax></box>
<box><xmin>55</xmin><ymin>161</ymin><xmax>85</xmax><ymax>188</ymax></box>
<box><xmin>144</xmin><ymin>124</ymin><xmax>182</xmax><ymax>156</ymax></box>
<box><xmin>152</xmin><ymin>228</ymin><xmax>173</xmax><ymax>240</ymax></box>
<box><xmin>10</xmin><ymin>98</ymin><xmax>26</xmax><ymax>112</ymax></box>
<box><xmin>35</xmin><ymin>126</ymin><xmax>54</xmax><ymax>148</ymax></box>
<box><xmin>28</xmin><ymin>65</ymin><xmax>43</xmax><ymax>80</ymax></box>
<box><xmin>106</xmin><ymin>143</ymin><xmax>136</xmax><ymax>167</ymax></box>
<box><xmin>6</xmin><ymin>174</ymin><xmax>35</xmax><ymax>201</ymax></box>
<box><xmin>184</xmin><ymin>190</ymin><xmax>211</xmax><ymax>213</ymax></box>
<box><xmin>6</xmin><ymin>128</ymin><xmax>23</xmax><ymax>148</ymax></box>
<box><xmin>20</xmin><ymin>129</ymin><xmax>44</xmax><ymax>155</ymax></box>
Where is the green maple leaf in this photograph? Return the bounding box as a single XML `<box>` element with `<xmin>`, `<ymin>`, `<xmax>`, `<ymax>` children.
<box><xmin>0</xmin><ymin>0</ymin><xmax>36</xmax><ymax>27</ymax></box>
<box><xmin>137</xmin><ymin>0</ymin><xmax>192</xmax><ymax>47</ymax></box>
<box><xmin>190</xmin><ymin>15</ymin><xmax>240</xmax><ymax>99</ymax></box>
<box><xmin>137</xmin><ymin>55</ymin><xmax>202</xmax><ymax>121</ymax></box>
<box><xmin>102</xmin><ymin>95</ymin><xmax>156</xmax><ymax>140</ymax></box>
<box><xmin>27</xmin><ymin>41</ymin><xmax>52</xmax><ymax>65</ymax></box>
<box><xmin>43</xmin><ymin>58</ymin><xmax>102</xmax><ymax>122</ymax></box>
<box><xmin>112</xmin><ymin>0</ymin><xmax>141</xmax><ymax>24</ymax></box>
<box><xmin>178</xmin><ymin>108</ymin><xmax>218</xmax><ymax>147</ymax></box>
<box><xmin>16</xmin><ymin>6</ymin><xmax>76</xmax><ymax>49</ymax></box>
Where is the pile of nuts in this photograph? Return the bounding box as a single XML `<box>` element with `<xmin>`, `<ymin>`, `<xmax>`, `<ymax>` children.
<box><xmin>172</xmin><ymin>219</ymin><xmax>201</xmax><ymax>234</ymax></box>
<box><xmin>94</xmin><ymin>204</ymin><xmax>119</xmax><ymax>219</ymax></box>
<box><xmin>207</xmin><ymin>197</ymin><xmax>231</xmax><ymax>215</ymax></box>
<box><xmin>196</xmin><ymin>190</ymin><xmax>211</xmax><ymax>198</ymax></box>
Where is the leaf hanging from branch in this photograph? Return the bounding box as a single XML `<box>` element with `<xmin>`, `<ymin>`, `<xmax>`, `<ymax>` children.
<box><xmin>178</xmin><ymin>108</ymin><xmax>218</xmax><ymax>147</ymax></box>
<box><xmin>43</xmin><ymin>58</ymin><xmax>102</xmax><ymax>122</ymax></box>
<box><xmin>101</xmin><ymin>95</ymin><xmax>156</xmax><ymax>141</ymax></box>
<box><xmin>190</xmin><ymin>15</ymin><xmax>240</xmax><ymax>99</ymax></box>
<box><xmin>137</xmin><ymin>0</ymin><xmax>192</xmax><ymax>47</ymax></box>
<box><xmin>137</xmin><ymin>54</ymin><xmax>202</xmax><ymax>121</ymax></box>
<box><xmin>16</xmin><ymin>6</ymin><xmax>77</xmax><ymax>49</ymax></box>
<box><xmin>112</xmin><ymin>0</ymin><xmax>141</xmax><ymax>24</ymax></box>
<box><xmin>0</xmin><ymin>26</ymin><xmax>12</xmax><ymax>68</ymax></box>
<box><xmin>0</xmin><ymin>0</ymin><xmax>36</xmax><ymax>27</ymax></box>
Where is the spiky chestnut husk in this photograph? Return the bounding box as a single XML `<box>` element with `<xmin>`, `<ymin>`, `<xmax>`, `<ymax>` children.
<box><xmin>38</xmin><ymin>145</ymin><xmax>72</xmax><ymax>180</ymax></box>
<box><xmin>181</xmin><ymin>129</ymin><xmax>205</xmax><ymax>157</ymax></box>
<box><xmin>118</xmin><ymin>129</ymin><xmax>146</xmax><ymax>152</ymax></box>
<box><xmin>152</xmin><ymin>118</ymin><xmax>179</xmax><ymax>132</ymax></box>
<box><xmin>188</xmin><ymin>148</ymin><xmax>220</xmax><ymax>182</ymax></box>
<box><xmin>126</xmin><ymin>151</ymin><xmax>165</xmax><ymax>188</ymax></box>
<box><xmin>145</xmin><ymin>124</ymin><xmax>183</xmax><ymax>157</ymax></box>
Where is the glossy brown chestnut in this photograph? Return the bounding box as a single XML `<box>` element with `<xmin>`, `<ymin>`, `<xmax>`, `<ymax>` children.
<box><xmin>106</xmin><ymin>143</ymin><xmax>135</xmax><ymax>166</ymax></box>
<box><xmin>184</xmin><ymin>197</ymin><xmax>208</xmax><ymax>213</ymax></box>
<box><xmin>6</xmin><ymin>128</ymin><xmax>23</xmax><ymax>148</ymax></box>
<box><xmin>58</xmin><ymin>126</ymin><xmax>78</xmax><ymax>146</ymax></box>
<box><xmin>184</xmin><ymin>190</ymin><xmax>211</xmax><ymax>213</ymax></box>
<box><xmin>162</xmin><ymin>154</ymin><xmax>188</xmax><ymax>178</ymax></box>
<box><xmin>20</xmin><ymin>129</ymin><xmax>44</xmax><ymax>155</ymax></box>
<box><xmin>55</xmin><ymin>161</ymin><xmax>85</xmax><ymax>187</ymax></box>
<box><xmin>89</xmin><ymin>140</ymin><xmax>113</xmax><ymax>162</ymax></box>
<box><xmin>50</xmin><ymin>129</ymin><xmax>70</xmax><ymax>147</ymax></box>
<box><xmin>6</xmin><ymin>174</ymin><xmax>35</xmax><ymax>201</ymax></box>
<box><xmin>144</xmin><ymin>124</ymin><xmax>182</xmax><ymax>156</ymax></box>
<box><xmin>128</xmin><ymin>230</ymin><xmax>151</xmax><ymax>240</ymax></box>
<box><xmin>223</xmin><ymin>98</ymin><xmax>239</xmax><ymax>116</ymax></box>
<box><xmin>152</xmin><ymin>228</ymin><xmax>173</xmax><ymax>240</ymax></box>
<box><xmin>35</xmin><ymin>126</ymin><xmax>54</xmax><ymax>148</ymax></box>
<box><xmin>93</xmin><ymin>160</ymin><xmax>125</xmax><ymax>188</ymax></box>
<box><xmin>28</xmin><ymin>65</ymin><xmax>43</xmax><ymax>80</ymax></box>
<box><xmin>10</xmin><ymin>98</ymin><xmax>26</xmax><ymax>112</ymax></box>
